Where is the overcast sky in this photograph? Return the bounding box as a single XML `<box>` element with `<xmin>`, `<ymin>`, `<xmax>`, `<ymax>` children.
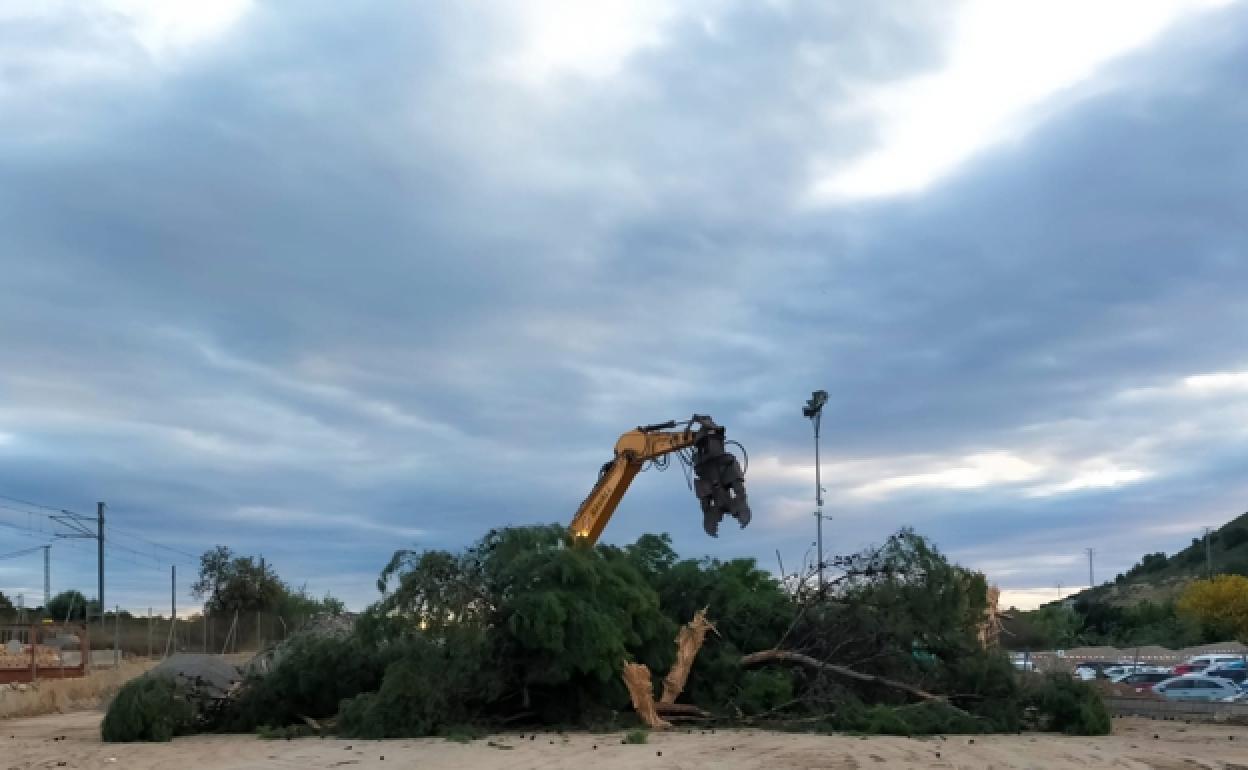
<box><xmin>3</xmin><ymin>0</ymin><xmax>1247</xmax><ymax>614</ymax></box>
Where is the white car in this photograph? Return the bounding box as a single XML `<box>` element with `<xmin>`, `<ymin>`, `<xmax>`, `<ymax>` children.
<box><xmin>1104</xmin><ymin>664</ymin><xmax>1160</xmax><ymax>680</ymax></box>
<box><xmin>1074</xmin><ymin>661</ymin><xmax>1132</xmax><ymax>680</ymax></box>
<box><xmin>1153</xmin><ymin>676</ymin><xmax>1242</xmax><ymax>702</ymax></box>
<box><xmin>1108</xmin><ymin>666</ymin><xmax>1169</xmax><ymax>683</ymax></box>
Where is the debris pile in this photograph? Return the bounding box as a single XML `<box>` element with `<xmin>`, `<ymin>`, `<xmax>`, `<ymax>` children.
<box><xmin>0</xmin><ymin>642</ymin><xmax>61</xmax><ymax>669</ymax></box>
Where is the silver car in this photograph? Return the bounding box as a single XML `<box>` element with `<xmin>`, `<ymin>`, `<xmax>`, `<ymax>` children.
<box><xmin>1152</xmin><ymin>676</ymin><xmax>1242</xmax><ymax>702</ymax></box>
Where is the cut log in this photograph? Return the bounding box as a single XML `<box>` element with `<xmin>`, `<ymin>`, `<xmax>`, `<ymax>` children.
<box><xmin>655</xmin><ymin>702</ymin><xmax>712</xmax><ymax>719</ymax></box>
<box><xmin>740</xmin><ymin>650</ymin><xmax>943</xmax><ymax>702</ymax></box>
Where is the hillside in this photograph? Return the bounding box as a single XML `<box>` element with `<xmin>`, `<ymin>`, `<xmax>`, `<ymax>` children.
<box><xmin>1070</xmin><ymin>511</ymin><xmax>1248</xmax><ymax>608</ymax></box>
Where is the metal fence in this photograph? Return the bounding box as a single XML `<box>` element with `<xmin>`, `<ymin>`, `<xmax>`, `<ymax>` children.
<box><xmin>83</xmin><ymin>610</ymin><xmax>299</xmax><ymax>661</ymax></box>
<box><xmin>1104</xmin><ymin>696</ymin><xmax>1248</xmax><ymax>723</ymax></box>
<box><xmin>0</xmin><ymin>623</ymin><xmax>90</xmax><ymax>684</ymax></box>
<box><xmin>1013</xmin><ymin>646</ymin><xmax>1248</xmax><ymax>674</ymax></box>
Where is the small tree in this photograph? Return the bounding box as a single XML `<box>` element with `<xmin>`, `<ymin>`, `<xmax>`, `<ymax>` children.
<box><xmin>46</xmin><ymin>590</ymin><xmax>87</xmax><ymax>620</ymax></box>
<box><xmin>1176</xmin><ymin>575</ymin><xmax>1248</xmax><ymax>641</ymax></box>
<box><xmin>0</xmin><ymin>590</ymin><xmax>12</xmax><ymax>613</ymax></box>
<box><xmin>192</xmin><ymin>546</ymin><xmax>284</xmax><ymax>614</ymax></box>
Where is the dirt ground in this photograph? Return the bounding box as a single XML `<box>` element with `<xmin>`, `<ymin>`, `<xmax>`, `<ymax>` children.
<box><xmin>0</xmin><ymin>662</ymin><xmax>158</xmax><ymax>720</ymax></box>
<box><xmin>3</xmin><ymin>713</ymin><xmax>1248</xmax><ymax>770</ymax></box>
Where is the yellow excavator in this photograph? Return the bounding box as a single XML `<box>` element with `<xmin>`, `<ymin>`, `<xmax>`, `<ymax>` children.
<box><xmin>569</xmin><ymin>414</ymin><xmax>752</xmax><ymax>545</ymax></box>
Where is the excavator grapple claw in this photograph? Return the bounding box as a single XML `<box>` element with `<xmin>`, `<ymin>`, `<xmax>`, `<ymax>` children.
<box><xmin>692</xmin><ymin>421</ymin><xmax>751</xmax><ymax>537</ymax></box>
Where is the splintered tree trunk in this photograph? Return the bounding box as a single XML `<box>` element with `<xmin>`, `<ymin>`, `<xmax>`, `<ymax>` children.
<box><xmin>660</xmin><ymin>607</ymin><xmax>717</xmax><ymax>704</ymax></box>
<box><xmin>622</xmin><ymin>662</ymin><xmax>670</xmax><ymax>729</ymax></box>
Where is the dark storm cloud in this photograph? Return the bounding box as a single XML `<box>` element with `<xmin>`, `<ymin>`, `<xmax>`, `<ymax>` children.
<box><xmin>2</xmin><ymin>1</ymin><xmax>1246</xmax><ymax>609</ymax></box>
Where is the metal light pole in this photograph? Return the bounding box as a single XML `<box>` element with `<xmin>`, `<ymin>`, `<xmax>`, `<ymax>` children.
<box><xmin>803</xmin><ymin>390</ymin><xmax>829</xmax><ymax>590</ymax></box>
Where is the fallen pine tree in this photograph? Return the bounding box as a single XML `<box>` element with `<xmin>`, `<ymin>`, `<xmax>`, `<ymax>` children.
<box><xmin>739</xmin><ymin>649</ymin><xmax>945</xmax><ymax>703</ymax></box>
<box><xmin>103</xmin><ymin>525</ymin><xmax>1110</xmax><ymax>741</ymax></box>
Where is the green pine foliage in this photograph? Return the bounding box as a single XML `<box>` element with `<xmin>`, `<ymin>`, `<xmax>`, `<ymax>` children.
<box><xmin>338</xmin><ymin>631</ymin><xmax>496</xmax><ymax>739</ymax></box>
<box><xmin>836</xmin><ymin>700</ymin><xmax>986</xmax><ymax>736</ymax></box>
<box><xmin>735</xmin><ymin>669</ymin><xmax>795</xmax><ymax>715</ymax></box>
<box><xmin>226</xmin><ymin>633</ymin><xmax>399</xmax><ymax>732</ymax></box>
<box><xmin>340</xmin><ymin>525</ymin><xmax>676</xmax><ymax>737</ymax></box>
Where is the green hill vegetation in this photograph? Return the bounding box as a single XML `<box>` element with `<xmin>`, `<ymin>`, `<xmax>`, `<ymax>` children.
<box><xmin>1005</xmin><ymin>512</ymin><xmax>1248</xmax><ymax>650</ymax></box>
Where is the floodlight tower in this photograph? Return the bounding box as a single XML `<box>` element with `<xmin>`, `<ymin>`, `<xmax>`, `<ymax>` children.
<box><xmin>803</xmin><ymin>390</ymin><xmax>829</xmax><ymax>590</ymax></box>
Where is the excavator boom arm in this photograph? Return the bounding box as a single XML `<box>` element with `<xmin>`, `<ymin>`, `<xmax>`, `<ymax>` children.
<box><xmin>569</xmin><ymin>415</ymin><xmax>751</xmax><ymax>546</ymax></box>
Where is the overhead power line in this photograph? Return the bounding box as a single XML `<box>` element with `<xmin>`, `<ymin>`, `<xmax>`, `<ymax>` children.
<box><xmin>0</xmin><ymin>545</ymin><xmax>46</xmax><ymax>560</ymax></box>
<box><xmin>106</xmin><ymin>524</ymin><xmax>199</xmax><ymax>561</ymax></box>
<box><xmin>0</xmin><ymin>492</ymin><xmax>86</xmax><ymax>516</ymax></box>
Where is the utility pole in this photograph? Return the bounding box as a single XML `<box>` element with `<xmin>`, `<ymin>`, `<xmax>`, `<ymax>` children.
<box><xmin>51</xmin><ymin>502</ymin><xmax>103</xmax><ymax>621</ymax></box>
<box><xmin>42</xmin><ymin>545</ymin><xmax>50</xmax><ymax>608</ymax></box>
<box><xmin>1204</xmin><ymin>527</ymin><xmax>1213</xmax><ymax>578</ymax></box>
<box><xmin>803</xmin><ymin>390</ymin><xmax>829</xmax><ymax>590</ymax></box>
<box><xmin>170</xmin><ymin>565</ymin><xmax>177</xmax><ymax>657</ymax></box>
<box><xmin>1086</xmin><ymin>548</ymin><xmax>1095</xmax><ymax>588</ymax></box>
<box><xmin>97</xmin><ymin>502</ymin><xmax>105</xmax><ymax>623</ymax></box>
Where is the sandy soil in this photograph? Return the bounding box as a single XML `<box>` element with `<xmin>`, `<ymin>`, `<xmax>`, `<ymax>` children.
<box><xmin>3</xmin><ymin>714</ymin><xmax>1247</xmax><ymax>770</ymax></box>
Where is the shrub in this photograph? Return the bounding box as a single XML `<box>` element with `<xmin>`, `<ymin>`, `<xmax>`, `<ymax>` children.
<box><xmin>624</xmin><ymin>729</ymin><xmax>649</xmax><ymax>744</ymax></box>
<box><xmin>101</xmin><ymin>675</ymin><xmax>196</xmax><ymax>742</ymax></box>
<box><xmin>256</xmin><ymin>724</ymin><xmax>312</xmax><ymax>740</ymax></box>
<box><xmin>1024</xmin><ymin>674</ymin><xmax>1110</xmax><ymax>735</ymax></box>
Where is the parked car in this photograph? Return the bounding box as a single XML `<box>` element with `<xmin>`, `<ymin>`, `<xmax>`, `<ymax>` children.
<box><xmin>1106</xmin><ymin>664</ymin><xmax>1167</xmax><ymax>681</ymax></box>
<box><xmin>1114</xmin><ymin>671</ymin><xmax>1172</xmax><ymax>692</ymax></box>
<box><xmin>1173</xmin><ymin>655</ymin><xmax>1246</xmax><ymax>675</ymax></box>
<box><xmin>1152</xmin><ymin>676</ymin><xmax>1242</xmax><ymax>701</ymax></box>
<box><xmin>1172</xmin><ymin>660</ymin><xmax>1210</xmax><ymax>676</ymax></box>
<box><xmin>1203</xmin><ymin>667</ymin><xmax>1248</xmax><ymax>687</ymax></box>
<box><xmin>1074</xmin><ymin>661</ymin><xmax>1130</xmax><ymax>680</ymax></box>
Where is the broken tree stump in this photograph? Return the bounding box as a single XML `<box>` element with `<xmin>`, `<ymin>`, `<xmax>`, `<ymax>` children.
<box><xmin>622</xmin><ymin>662</ymin><xmax>670</xmax><ymax>729</ymax></box>
<box><xmin>660</xmin><ymin>607</ymin><xmax>717</xmax><ymax>704</ymax></box>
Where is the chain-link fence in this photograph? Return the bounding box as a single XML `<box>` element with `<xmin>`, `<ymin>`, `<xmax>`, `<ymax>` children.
<box><xmin>2</xmin><ymin>604</ymin><xmax>327</xmax><ymax>668</ymax></box>
<box><xmin>81</xmin><ymin>610</ymin><xmax>304</xmax><ymax>663</ymax></box>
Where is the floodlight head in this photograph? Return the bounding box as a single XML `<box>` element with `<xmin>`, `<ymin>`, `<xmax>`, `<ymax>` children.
<box><xmin>802</xmin><ymin>389</ymin><xmax>828</xmax><ymax>418</ymax></box>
